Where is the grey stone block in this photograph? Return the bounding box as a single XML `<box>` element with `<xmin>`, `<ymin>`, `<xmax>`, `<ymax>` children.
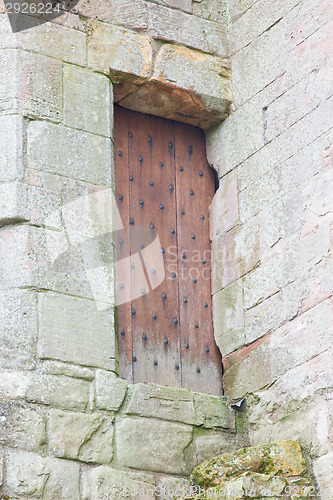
<box><xmin>0</xmin><ymin>14</ymin><xmax>86</xmax><ymax>65</ymax></box>
<box><xmin>0</xmin><ymin>402</ymin><xmax>46</xmax><ymax>452</ymax></box>
<box><xmin>0</xmin><ymin>289</ymin><xmax>37</xmax><ymax>370</ymax></box>
<box><xmin>26</xmin><ymin>374</ymin><xmax>90</xmax><ymax>411</ymax></box>
<box><xmin>243</xmin><ymin>223</ymin><xmax>331</xmax><ymax>310</ymax></box>
<box><xmin>0</xmin><ymin>49</ymin><xmax>63</xmax><ymax>121</ymax></box>
<box><xmin>0</xmin><ymin>115</ymin><xmax>24</xmax><ymax>183</ymax></box>
<box><xmin>38</xmin><ymin>293</ymin><xmax>116</xmax><ymax>370</ymax></box>
<box><xmin>81</xmin><ymin>466</ymin><xmax>155</xmax><ymax>500</ymax></box>
<box><xmin>125</xmin><ymin>383</ymin><xmax>197</xmax><ymax>425</ymax></box>
<box><xmin>209</xmin><ymin>169</ymin><xmax>239</xmax><ymax>238</ymax></box>
<box><xmin>212</xmin><ymin>218</ymin><xmax>260</xmax><ymax>292</ymax></box>
<box><xmin>96</xmin><ymin>370</ymin><xmax>128</xmax><ymax>411</ymax></box>
<box><xmin>186</xmin><ymin>430</ymin><xmax>237</xmax><ymax>470</ymax></box>
<box><xmin>5</xmin><ymin>449</ymin><xmax>80</xmax><ymax>500</ymax></box>
<box><xmin>313</xmin><ymin>452</ymin><xmax>333</xmax><ymax>500</ymax></box>
<box><xmin>147</xmin><ymin>3</ymin><xmax>229</xmax><ymax>57</ymax></box>
<box><xmin>48</xmin><ymin>409</ymin><xmax>114</xmax><ymax>464</ymax></box>
<box><xmin>192</xmin><ymin>0</ymin><xmax>228</xmax><ymax>23</ymax></box>
<box><xmin>206</xmin><ymin>95</ymin><xmax>264</xmax><ymax>176</ymax></box>
<box><xmin>231</xmin><ymin>20</ymin><xmax>286</xmax><ymax>105</ymax></box>
<box><xmin>230</xmin><ymin>0</ymin><xmax>301</xmax><ymax>54</ymax></box>
<box><xmin>156</xmin><ymin>476</ymin><xmax>191</xmax><ymax>500</ymax></box>
<box><xmin>265</xmin><ymin>62</ymin><xmax>333</xmax><ymax>142</ymax></box>
<box><xmin>87</xmin><ymin>21</ymin><xmax>152</xmax><ymax>78</ymax></box>
<box><xmin>74</xmin><ymin>0</ymin><xmax>149</xmax><ymax>30</ymax></box>
<box><xmin>26</xmin><ymin>169</ymin><xmax>63</xmax><ymax>230</ymax></box>
<box><xmin>63</xmin><ymin>65</ymin><xmax>112</xmax><ymax>136</ymax></box>
<box><xmin>213</xmin><ymin>279</ymin><xmax>245</xmax><ymax>356</ymax></box>
<box><xmin>40</xmin><ymin>360</ymin><xmax>95</xmax><ymax>381</ymax></box>
<box><xmin>194</xmin><ymin>393</ymin><xmax>235</xmax><ymax>430</ymax></box>
<box><xmin>148</xmin><ymin>0</ymin><xmax>192</xmax><ymax>13</ymax></box>
<box><xmin>116</xmin><ymin>417</ymin><xmax>193</xmax><ymax>474</ymax></box>
<box><xmin>0</xmin><ymin>182</ymin><xmax>29</xmax><ymax>226</ymax></box>
<box><xmin>27</xmin><ymin>120</ymin><xmax>113</xmax><ymax>186</ymax></box>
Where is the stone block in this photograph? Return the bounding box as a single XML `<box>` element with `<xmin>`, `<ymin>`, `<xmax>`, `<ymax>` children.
<box><xmin>74</xmin><ymin>0</ymin><xmax>149</xmax><ymax>30</ymax></box>
<box><xmin>25</xmin><ymin>169</ymin><xmax>63</xmax><ymax>230</ymax></box>
<box><xmin>87</xmin><ymin>21</ymin><xmax>152</xmax><ymax>78</ymax></box>
<box><xmin>96</xmin><ymin>370</ymin><xmax>128</xmax><ymax>411</ymax></box>
<box><xmin>266</xmin><ymin>62</ymin><xmax>333</xmax><ymax>143</ymax></box>
<box><xmin>238</xmin><ymin>110</ymin><xmax>333</xmax><ymax>193</ymax></box>
<box><xmin>26</xmin><ymin>374</ymin><xmax>90</xmax><ymax>411</ymax></box>
<box><xmin>284</xmin><ymin>12</ymin><xmax>333</xmax><ymax>90</ymax></box>
<box><xmin>63</xmin><ymin>65</ymin><xmax>112</xmax><ymax>136</ymax></box>
<box><xmin>125</xmin><ymin>383</ymin><xmax>196</xmax><ymax>425</ymax></box>
<box><xmin>213</xmin><ymin>279</ymin><xmax>245</xmax><ymax>355</ymax></box>
<box><xmin>0</xmin><ymin>224</ymin><xmax>115</xmax><ymax>303</ymax></box>
<box><xmin>185</xmin><ymin>430</ymin><xmax>236</xmax><ymax>472</ymax></box>
<box><xmin>223</xmin><ymin>336</ymin><xmax>272</xmax><ymax>400</ymax></box>
<box><xmin>224</xmin><ymin>298</ymin><xmax>332</xmax><ymax>399</ymax></box>
<box><xmin>5</xmin><ymin>449</ymin><xmax>80</xmax><ymax>500</ymax></box>
<box><xmin>27</xmin><ymin>120</ymin><xmax>113</xmax><ymax>186</ymax></box>
<box><xmin>40</xmin><ymin>360</ymin><xmax>95</xmax><ymax>380</ymax></box>
<box><xmin>238</xmin><ymin>165</ymin><xmax>282</xmax><ymax>223</ymax></box>
<box><xmin>229</xmin><ymin>0</ymin><xmax>258</xmax><ymax>21</ymax></box>
<box><xmin>244</xmin><ymin>222</ymin><xmax>331</xmax><ymax>310</ymax></box>
<box><xmin>313</xmin><ymin>452</ymin><xmax>333</xmax><ymax>500</ymax></box>
<box><xmin>269</xmin><ymin>298</ymin><xmax>333</xmax><ymax>379</ymax></box>
<box><xmin>245</xmin><ymin>258</ymin><xmax>333</xmax><ymax>344</ymax></box>
<box><xmin>230</xmin><ymin>0</ymin><xmax>301</xmax><ymax>54</ymax></box>
<box><xmin>212</xmin><ymin>218</ymin><xmax>260</xmax><ymax>292</ymax></box>
<box><xmin>192</xmin><ymin>0</ymin><xmax>228</xmax><ymax>23</ymax></box>
<box><xmin>0</xmin><ymin>402</ymin><xmax>46</xmax><ymax>452</ymax></box>
<box><xmin>209</xmin><ymin>169</ymin><xmax>238</xmax><ymax>238</ymax></box>
<box><xmin>231</xmin><ymin>19</ymin><xmax>286</xmax><ymax>105</ymax></box>
<box><xmin>285</xmin><ymin>0</ymin><xmax>333</xmax><ymax>52</ymax></box>
<box><xmin>205</xmin><ymin>95</ymin><xmax>264</xmax><ymax>176</ymax></box>
<box><xmin>148</xmin><ymin>0</ymin><xmax>192</xmax><ymax>13</ymax></box>
<box><xmin>38</xmin><ymin>292</ymin><xmax>116</xmax><ymax>370</ymax></box>
<box><xmin>116</xmin><ymin>417</ymin><xmax>193</xmax><ymax>474</ymax></box>
<box><xmin>0</xmin><ymin>289</ymin><xmax>37</xmax><ymax>370</ymax></box>
<box><xmin>0</xmin><ymin>182</ymin><xmax>29</xmax><ymax>226</ymax></box>
<box><xmin>0</xmin><ymin>448</ymin><xmax>3</xmax><ymax>486</ymax></box>
<box><xmin>156</xmin><ymin>476</ymin><xmax>191</xmax><ymax>500</ymax></box>
<box><xmin>0</xmin><ymin>371</ymin><xmax>30</xmax><ymax>400</ymax></box>
<box><xmin>81</xmin><ymin>466</ymin><xmax>155</xmax><ymax>500</ymax></box>
<box><xmin>0</xmin><ymin>115</ymin><xmax>24</xmax><ymax>182</ymax></box>
<box><xmin>147</xmin><ymin>4</ymin><xmax>229</xmax><ymax>57</ymax></box>
<box><xmin>0</xmin><ymin>14</ymin><xmax>86</xmax><ymax>65</ymax></box>
<box><xmin>152</xmin><ymin>44</ymin><xmax>231</xmax><ymax>110</ymax></box>
<box><xmin>0</xmin><ymin>49</ymin><xmax>63</xmax><ymax>120</ymax></box>
<box><xmin>194</xmin><ymin>393</ymin><xmax>235</xmax><ymax>430</ymax></box>
<box><xmin>48</xmin><ymin>409</ymin><xmax>114</xmax><ymax>464</ymax></box>
<box><xmin>117</xmin><ymin>43</ymin><xmax>231</xmax><ymax>130</ymax></box>
<box><xmin>247</xmin><ymin>349</ymin><xmax>333</xmax><ymax>459</ymax></box>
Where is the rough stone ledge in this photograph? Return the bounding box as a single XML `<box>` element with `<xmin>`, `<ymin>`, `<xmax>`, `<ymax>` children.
<box><xmin>87</xmin><ymin>21</ymin><xmax>232</xmax><ymax>130</ymax></box>
<box><xmin>124</xmin><ymin>382</ymin><xmax>235</xmax><ymax>430</ymax></box>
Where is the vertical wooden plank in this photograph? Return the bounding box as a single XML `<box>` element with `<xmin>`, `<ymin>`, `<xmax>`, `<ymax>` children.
<box><xmin>114</xmin><ymin>106</ymin><xmax>133</xmax><ymax>382</ymax></box>
<box><xmin>175</xmin><ymin>122</ymin><xmax>223</xmax><ymax>395</ymax></box>
<box><xmin>128</xmin><ymin>111</ymin><xmax>181</xmax><ymax>387</ymax></box>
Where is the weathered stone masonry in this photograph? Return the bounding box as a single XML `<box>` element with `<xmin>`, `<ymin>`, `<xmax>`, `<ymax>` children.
<box><xmin>0</xmin><ymin>0</ymin><xmax>332</xmax><ymax>498</ymax></box>
<box><xmin>0</xmin><ymin>1</ymin><xmax>239</xmax><ymax>498</ymax></box>
<box><xmin>207</xmin><ymin>1</ymin><xmax>333</xmax><ymax>498</ymax></box>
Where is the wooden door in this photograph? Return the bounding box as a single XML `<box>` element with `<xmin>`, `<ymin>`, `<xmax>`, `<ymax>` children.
<box><xmin>115</xmin><ymin>106</ymin><xmax>223</xmax><ymax>395</ymax></box>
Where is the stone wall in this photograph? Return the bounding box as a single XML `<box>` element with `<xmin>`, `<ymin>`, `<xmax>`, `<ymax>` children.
<box><xmin>207</xmin><ymin>0</ymin><xmax>333</xmax><ymax>498</ymax></box>
<box><xmin>0</xmin><ymin>1</ymin><xmax>239</xmax><ymax>498</ymax></box>
<box><xmin>0</xmin><ymin>0</ymin><xmax>332</xmax><ymax>498</ymax></box>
